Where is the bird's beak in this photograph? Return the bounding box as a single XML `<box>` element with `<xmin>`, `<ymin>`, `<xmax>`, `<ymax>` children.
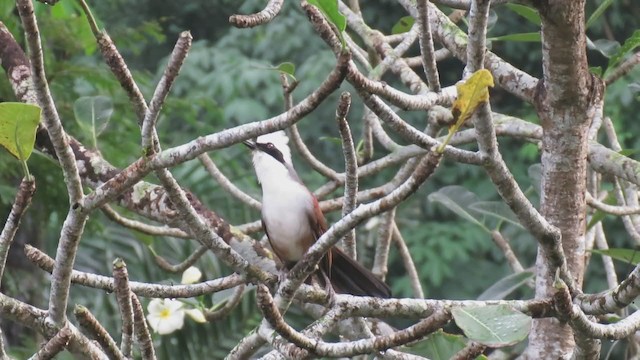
<box><xmin>242</xmin><ymin>139</ymin><xmax>256</xmax><ymax>150</ymax></box>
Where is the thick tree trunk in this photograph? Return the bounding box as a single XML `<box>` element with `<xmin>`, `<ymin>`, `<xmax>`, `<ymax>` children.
<box><xmin>522</xmin><ymin>1</ymin><xmax>604</xmax><ymax>358</ymax></box>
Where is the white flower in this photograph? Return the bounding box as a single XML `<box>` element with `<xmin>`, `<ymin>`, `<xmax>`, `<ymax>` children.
<box><xmin>146</xmin><ymin>299</ymin><xmax>185</xmax><ymax>335</ymax></box>
<box><xmin>185</xmin><ymin>308</ymin><xmax>207</xmax><ymax>323</ymax></box>
<box><xmin>181</xmin><ymin>266</ymin><xmax>202</xmax><ymax>284</ymax></box>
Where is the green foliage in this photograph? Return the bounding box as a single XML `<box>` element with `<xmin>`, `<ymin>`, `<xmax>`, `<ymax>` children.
<box><xmin>392</xmin><ymin>16</ymin><xmax>414</xmax><ymax>34</ymax></box>
<box><xmin>307</xmin><ymin>0</ymin><xmax>346</xmax><ymax>47</ymax></box>
<box><xmin>407</xmin><ymin>330</ymin><xmax>487</xmax><ymax>359</ymax></box>
<box><xmin>73</xmin><ymin>95</ymin><xmax>113</xmax><ymax>150</ymax></box>
<box><xmin>477</xmin><ymin>270</ymin><xmax>534</xmax><ymax>301</ymax></box>
<box><xmin>591</xmin><ymin>248</ymin><xmax>640</xmax><ymax>265</ymax></box>
<box><xmin>505</xmin><ymin>4</ymin><xmax>540</xmax><ymax>26</ymax></box>
<box><xmin>452</xmin><ymin>305</ymin><xmax>531</xmax><ymax>346</ymax></box>
<box><xmin>0</xmin><ymin>103</ymin><xmax>41</xmax><ymax>161</ymax></box>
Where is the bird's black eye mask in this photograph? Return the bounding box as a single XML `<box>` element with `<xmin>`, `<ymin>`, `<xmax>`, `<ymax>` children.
<box><xmin>256</xmin><ymin>142</ymin><xmax>285</xmax><ymax>164</ymax></box>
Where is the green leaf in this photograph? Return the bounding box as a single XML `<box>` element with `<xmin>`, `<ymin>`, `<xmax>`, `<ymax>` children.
<box><xmin>307</xmin><ymin>0</ymin><xmax>346</xmax><ymax>47</ymax></box>
<box><xmin>452</xmin><ymin>305</ymin><xmax>531</xmax><ymax>346</ymax></box>
<box><xmin>74</xmin><ymin>96</ymin><xmax>113</xmax><ymax>136</ymax></box>
<box><xmin>428</xmin><ymin>186</ymin><xmax>489</xmax><ymax>232</ymax></box>
<box><xmin>591</xmin><ymin>248</ymin><xmax>640</xmax><ymax>265</ymax></box>
<box><xmin>505</xmin><ymin>4</ymin><xmax>541</xmax><ymax>26</ymax></box>
<box><xmin>276</xmin><ymin>62</ymin><xmax>296</xmax><ymax>77</ymax></box>
<box><xmin>586</xmin><ymin>0</ymin><xmax>615</xmax><ymax>29</ymax></box>
<box><xmin>590</xmin><ymin>66</ymin><xmax>603</xmax><ymax>77</ymax></box>
<box><xmin>392</xmin><ymin>16</ymin><xmax>414</xmax><ymax>34</ymax></box>
<box><xmin>590</xmin><ymin>39</ymin><xmax>620</xmax><ymax>58</ymax></box>
<box><xmin>0</xmin><ymin>102</ymin><xmax>41</xmax><ymax>161</ymax></box>
<box><xmin>618</xmin><ymin>148</ymin><xmax>640</xmax><ymax>157</ymax></box>
<box><xmin>489</xmin><ymin>32</ymin><xmax>541</xmax><ymax>43</ymax></box>
<box><xmin>608</xmin><ymin>29</ymin><xmax>640</xmax><ymax>71</ymax></box>
<box><xmin>406</xmin><ymin>330</ymin><xmax>467</xmax><ymax>359</ymax></box>
<box><xmin>477</xmin><ymin>270</ymin><xmax>534</xmax><ymax>301</ymax></box>
<box><xmin>469</xmin><ymin>201</ymin><xmax>523</xmax><ymax>229</ymax></box>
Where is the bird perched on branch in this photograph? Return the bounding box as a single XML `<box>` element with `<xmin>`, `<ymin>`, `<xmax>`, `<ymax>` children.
<box><xmin>244</xmin><ymin>131</ymin><xmax>391</xmax><ymax>298</ymax></box>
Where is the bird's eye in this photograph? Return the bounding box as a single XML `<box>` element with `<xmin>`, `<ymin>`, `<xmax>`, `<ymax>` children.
<box><xmin>266</xmin><ymin>143</ymin><xmax>274</xmax><ymax>149</ymax></box>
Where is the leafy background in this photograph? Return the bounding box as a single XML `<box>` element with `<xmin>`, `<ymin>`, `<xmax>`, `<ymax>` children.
<box><xmin>0</xmin><ymin>0</ymin><xmax>638</xmax><ymax>358</ymax></box>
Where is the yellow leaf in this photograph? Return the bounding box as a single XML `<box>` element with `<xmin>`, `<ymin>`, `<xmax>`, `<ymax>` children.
<box><xmin>0</xmin><ymin>103</ymin><xmax>41</xmax><ymax>161</ymax></box>
<box><xmin>437</xmin><ymin>69</ymin><xmax>494</xmax><ymax>153</ymax></box>
<box><xmin>451</xmin><ymin>69</ymin><xmax>494</xmax><ymax>129</ymax></box>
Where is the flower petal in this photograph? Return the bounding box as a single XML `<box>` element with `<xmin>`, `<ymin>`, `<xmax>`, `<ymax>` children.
<box><xmin>185</xmin><ymin>308</ymin><xmax>207</xmax><ymax>323</ymax></box>
<box><xmin>181</xmin><ymin>266</ymin><xmax>202</xmax><ymax>284</ymax></box>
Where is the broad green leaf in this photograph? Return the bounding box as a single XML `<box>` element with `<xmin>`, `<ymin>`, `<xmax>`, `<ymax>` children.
<box><xmin>477</xmin><ymin>270</ymin><xmax>534</xmax><ymax>301</ymax></box>
<box><xmin>406</xmin><ymin>330</ymin><xmax>469</xmax><ymax>359</ymax></box>
<box><xmin>452</xmin><ymin>305</ymin><xmax>531</xmax><ymax>346</ymax></box>
<box><xmin>505</xmin><ymin>4</ymin><xmax>541</xmax><ymax>25</ymax></box>
<box><xmin>392</xmin><ymin>16</ymin><xmax>414</xmax><ymax>34</ymax></box>
<box><xmin>489</xmin><ymin>32</ymin><xmax>541</xmax><ymax>43</ymax></box>
<box><xmin>608</xmin><ymin>29</ymin><xmax>640</xmax><ymax>71</ymax></box>
<box><xmin>469</xmin><ymin>201</ymin><xmax>523</xmax><ymax>229</ymax></box>
<box><xmin>428</xmin><ymin>186</ymin><xmax>488</xmax><ymax>232</ymax></box>
<box><xmin>307</xmin><ymin>0</ymin><xmax>346</xmax><ymax>47</ymax></box>
<box><xmin>586</xmin><ymin>0</ymin><xmax>615</xmax><ymax>29</ymax></box>
<box><xmin>73</xmin><ymin>96</ymin><xmax>114</xmax><ymax>144</ymax></box>
<box><xmin>0</xmin><ymin>102</ymin><xmax>41</xmax><ymax>161</ymax></box>
<box><xmin>590</xmin><ymin>39</ymin><xmax>620</xmax><ymax>58</ymax></box>
<box><xmin>276</xmin><ymin>62</ymin><xmax>296</xmax><ymax>78</ymax></box>
<box><xmin>591</xmin><ymin>248</ymin><xmax>640</xmax><ymax>265</ymax></box>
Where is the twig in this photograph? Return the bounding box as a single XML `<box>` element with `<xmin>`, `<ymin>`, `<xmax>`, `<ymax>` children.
<box><xmin>465</xmin><ymin>0</ymin><xmax>491</xmax><ymax>75</ymax></box>
<box><xmin>416</xmin><ymin>0</ymin><xmax>441</xmax><ymax>91</ymax></box>
<box><xmin>141</xmin><ymin>31</ymin><xmax>192</xmax><ymax>154</ymax></box>
<box><xmin>258</xmin><ymin>284</ymin><xmax>452</xmax><ymax>357</ymax></box>
<box><xmin>205</xmin><ymin>285</ymin><xmax>246</xmax><ymax>321</ymax></box>
<box><xmin>594</xmin><ymin>223</ymin><xmax>618</xmax><ymax>289</ymax></box>
<box><xmin>25</xmin><ymin>244</ymin><xmax>245</xmax><ymax>298</ymax></box>
<box><xmin>16</xmin><ymin>0</ymin><xmax>84</xmax><ymax>203</ymax></box>
<box><xmin>336</xmin><ymin>92</ymin><xmax>358</xmax><ymax>257</ymax></box>
<box><xmin>280</xmin><ymin>74</ymin><xmax>341</xmax><ymax>182</ymax></box>
<box><xmin>227</xmin><ymin>329</ymin><xmax>265</xmax><ymax>360</ymax></box>
<box><xmin>605</xmin><ymin>51</ymin><xmax>640</xmax><ymax>85</ymax></box>
<box><xmin>451</xmin><ymin>341</ymin><xmax>486</xmax><ymax>360</ymax></box>
<box><xmin>74</xmin><ymin>305</ymin><xmax>126</xmax><ymax>360</ymax></box>
<box><xmin>131</xmin><ymin>294</ymin><xmax>156</xmax><ymax>359</ymax></box>
<box><xmin>0</xmin><ymin>177</ymin><xmax>35</xmax><ymax>284</ymax></box>
<box><xmin>113</xmin><ymin>258</ymin><xmax>134</xmax><ymax>357</ymax></box>
<box><xmin>28</xmin><ymin>326</ymin><xmax>72</xmax><ymax>360</ymax></box>
<box><xmin>101</xmin><ymin>205</ymin><xmax>190</xmax><ymax>238</ymax></box>
<box><xmin>490</xmin><ymin>231</ymin><xmax>525</xmax><ymax>273</ymax></box>
<box><xmin>154</xmin><ymin>167</ymin><xmax>254</xmax><ymax>278</ymax></box>
<box><xmin>392</xmin><ymin>223</ymin><xmax>424</xmax><ymax>298</ymax></box>
<box><xmin>229</xmin><ymin>0</ymin><xmax>284</xmax><ymax>28</ymax></box>
<box><xmin>586</xmin><ymin>192</ymin><xmax>640</xmax><ymax>215</ymax></box>
<box><xmin>372</xmin><ymin>209</ymin><xmax>396</xmax><ymax>280</ymax></box>
<box><xmin>153</xmin><ymin>245</ymin><xmax>208</xmax><ymax>273</ymax></box>
<box><xmin>198</xmin><ymin>154</ymin><xmax>261</xmax><ymax>210</ymax></box>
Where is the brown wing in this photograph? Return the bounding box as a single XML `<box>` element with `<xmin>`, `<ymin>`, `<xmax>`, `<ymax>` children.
<box><xmin>305</xmin><ymin>193</ymin><xmax>332</xmax><ymax>275</ymax></box>
<box><xmin>261</xmin><ymin>215</ymin><xmax>287</xmax><ymax>268</ymax></box>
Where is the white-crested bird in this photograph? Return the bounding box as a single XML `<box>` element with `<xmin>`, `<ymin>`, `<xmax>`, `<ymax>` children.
<box><xmin>244</xmin><ymin>131</ymin><xmax>391</xmax><ymax>298</ymax></box>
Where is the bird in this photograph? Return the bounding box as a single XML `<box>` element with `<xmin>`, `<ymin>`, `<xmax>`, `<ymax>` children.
<box><xmin>244</xmin><ymin>131</ymin><xmax>391</xmax><ymax>298</ymax></box>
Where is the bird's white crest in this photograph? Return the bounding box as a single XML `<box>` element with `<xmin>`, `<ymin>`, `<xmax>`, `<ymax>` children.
<box><xmin>257</xmin><ymin>130</ymin><xmax>292</xmax><ymax>165</ymax></box>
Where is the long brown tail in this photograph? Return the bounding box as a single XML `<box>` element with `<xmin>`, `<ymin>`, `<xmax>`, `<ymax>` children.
<box><xmin>325</xmin><ymin>247</ymin><xmax>392</xmax><ymax>298</ymax></box>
